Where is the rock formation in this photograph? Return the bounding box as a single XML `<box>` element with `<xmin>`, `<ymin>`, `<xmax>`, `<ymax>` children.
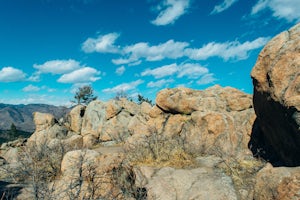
<box><xmin>251</xmin><ymin>23</ymin><xmax>300</xmax><ymax>166</ymax></box>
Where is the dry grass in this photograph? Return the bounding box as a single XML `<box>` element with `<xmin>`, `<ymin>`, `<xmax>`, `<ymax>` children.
<box><xmin>125</xmin><ymin>130</ymin><xmax>198</xmax><ymax>169</ymax></box>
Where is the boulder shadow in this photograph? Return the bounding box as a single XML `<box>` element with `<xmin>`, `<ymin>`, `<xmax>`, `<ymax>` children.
<box><xmin>248</xmin><ymin>118</ymin><xmax>284</xmax><ymax>167</ymax></box>
<box><xmin>0</xmin><ymin>181</ymin><xmax>22</xmax><ymax>199</ymax></box>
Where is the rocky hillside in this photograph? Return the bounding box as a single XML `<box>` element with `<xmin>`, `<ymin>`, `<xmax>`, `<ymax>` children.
<box><xmin>0</xmin><ymin>103</ymin><xmax>70</xmax><ymax>132</ymax></box>
<box><xmin>0</xmin><ymin>23</ymin><xmax>299</xmax><ymax>200</ymax></box>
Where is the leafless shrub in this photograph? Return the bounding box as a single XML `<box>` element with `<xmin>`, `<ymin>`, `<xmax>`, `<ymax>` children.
<box><xmin>125</xmin><ymin>127</ymin><xmax>197</xmax><ymax>168</ymax></box>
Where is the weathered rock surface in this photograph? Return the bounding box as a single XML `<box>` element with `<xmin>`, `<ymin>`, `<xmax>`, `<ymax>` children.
<box><xmin>254</xmin><ymin>163</ymin><xmax>300</xmax><ymax>200</ymax></box>
<box><xmin>148</xmin><ymin>85</ymin><xmax>255</xmax><ymax>159</ymax></box>
<box><xmin>55</xmin><ymin>148</ymin><xmax>125</xmax><ymax>199</ymax></box>
<box><xmin>33</xmin><ymin>112</ymin><xmax>56</xmax><ymax>132</ymax></box>
<box><xmin>66</xmin><ymin>104</ymin><xmax>86</xmax><ymax>134</ymax></box>
<box><xmin>251</xmin><ymin>23</ymin><xmax>300</xmax><ymax>166</ymax></box>
<box><xmin>134</xmin><ymin>166</ymin><xmax>238</xmax><ymax>200</ymax></box>
<box><xmin>156</xmin><ymin>86</ymin><xmax>252</xmax><ymax>114</ymax></box>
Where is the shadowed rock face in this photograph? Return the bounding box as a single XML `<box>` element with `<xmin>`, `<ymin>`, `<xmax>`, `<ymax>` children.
<box><xmin>251</xmin><ymin>23</ymin><xmax>300</xmax><ymax>166</ymax></box>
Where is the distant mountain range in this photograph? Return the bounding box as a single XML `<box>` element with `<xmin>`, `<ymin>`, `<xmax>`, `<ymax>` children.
<box><xmin>0</xmin><ymin>103</ymin><xmax>70</xmax><ymax>133</ymax></box>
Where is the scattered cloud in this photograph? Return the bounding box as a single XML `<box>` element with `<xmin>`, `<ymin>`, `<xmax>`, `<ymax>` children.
<box><xmin>147</xmin><ymin>79</ymin><xmax>174</xmax><ymax>88</ymax></box>
<box><xmin>114</xmin><ymin>40</ymin><xmax>189</xmax><ymax>65</ymax></box>
<box><xmin>58</xmin><ymin>67</ymin><xmax>101</xmax><ymax>83</ymax></box>
<box><xmin>197</xmin><ymin>73</ymin><xmax>217</xmax><ymax>85</ymax></box>
<box><xmin>251</xmin><ymin>0</ymin><xmax>300</xmax><ymax>22</ymax></box>
<box><xmin>82</xmin><ymin>33</ymin><xmax>120</xmax><ymax>53</ymax></box>
<box><xmin>0</xmin><ymin>67</ymin><xmax>26</xmax><ymax>82</ymax></box>
<box><xmin>211</xmin><ymin>0</ymin><xmax>239</xmax><ymax>14</ymax></box>
<box><xmin>33</xmin><ymin>59</ymin><xmax>81</xmax><ymax>74</ymax></box>
<box><xmin>41</xmin><ymin>86</ymin><xmax>56</xmax><ymax>92</ymax></box>
<box><xmin>115</xmin><ymin>66</ymin><xmax>126</xmax><ymax>76</ymax></box>
<box><xmin>82</xmin><ymin>32</ymin><xmax>268</xmax><ymax>66</ymax></box>
<box><xmin>185</xmin><ymin>37</ymin><xmax>270</xmax><ymax>61</ymax></box>
<box><xmin>142</xmin><ymin>62</ymin><xmax>211</xmax><ymax>80</ymax></box>
<box><xmin>141</xmin><ymin>63</ymin><xmax>178</xmax><ymax>78</ymax></box>
<box><xmin>151</xmin><ymin>0</ymin><xmax>190</xmax><ymax>26</ymax></box>
<box><xmin>22</xmin><ymin>84</ymin><xmax>40</xmax><ymax>92</ymax></box>
<box><xmin>177</xmin><ymin>63</ymin><xmax>209</xmax><ymax>79</ymax></box>
<box><xmin>102</xmin><ymin>79</ymin><xmax>144</xmax><ymax>93</ymax></box>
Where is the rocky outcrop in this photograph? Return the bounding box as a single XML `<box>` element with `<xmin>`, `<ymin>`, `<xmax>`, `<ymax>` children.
<box><xmin>251</xmin><ymin>23</ymin><xmax>300</xmax><ymax>166</ymax></box>
<box><xmin>254</xmin><ymin>163</ymin><xmax>300</xmax><ymax>200</ymax></box>
<box><xmin>148</xmin><ymin>85</ymin><xmax>255</xmax><ymax>159</ymax></box>
<box><xmin>0</xmin><ymin>85</ymin><xmax>274</xmax><ymax>200</ymax></box>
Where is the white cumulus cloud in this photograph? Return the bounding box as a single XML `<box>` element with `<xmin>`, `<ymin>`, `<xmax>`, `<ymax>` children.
<box><xmin>58</xmin><ymin>67</ymin><xmax>101</xmax><ymax>84</ymax></box>
<box><xmin>177</xmin><ymin>63</ymin><xmax>209</xmax><ymax>79</ymax></box>
<box><xmin>147</xmin><ymin>79</ymin><xmax>174</xmax><ymax>88</ymax></box>
<box><xmin>197</xmin><ymin>73</ymin><xmax>217</xmax><ymax>85</ymax></box>
<box><xmin>211</xmin><ymin>0</ymin><xmax>239</xmax><ymax>14</ymax></box>
<box><xmin>102</xmin><ymin>79</ymin><xmax>144</xmax><ymax>93</ymax></box>
<box><xmin>0</xmin><ymin>67</ymin><xmax>26</xmax><ymax>82</ymax></box>
<box><xmin>22</xmin><ymin>84</ymin><xmax>41</xmax><ymax>92</ymax></box>
<box><xmin>151</xmin><ymin>0</ymin><xmax>190</xmax><ymax>26</ymax></box>
<box><xmin>141</xmin><ymin>63</ymin><xmax>179</xmax><ymax>78</ymax></box>
<box><xmin>115</xmin><ymin>66</ymin><xmax>126</xmax><ymax>76</ymax></box>
<box><xmin>185</xmin><ymin>37</ymin><xmax>270</xmax><ymax>61</ymax></box>
<box><xmin>142</xmin><ymin>62</ymin><xmax>212</xmax><ymax>81</ymax></box>
<box><xmin>82</xmin><ymin>33</ymin><xmax>120</xmax><ymax>53</ymax></box>
<box><xmin>33</xmin><ymin>59</ymin><xmax>81</xmax><ymax>74</ymax></box>
<box><xmin>251</xmin><ymin>0</ymin><xmax>300</xmax><ymax>22</ymax></box>
<box><xmin>113</xmin><ymin>40</ymin><xmax>189</xmax><ymax>65</ymax></box>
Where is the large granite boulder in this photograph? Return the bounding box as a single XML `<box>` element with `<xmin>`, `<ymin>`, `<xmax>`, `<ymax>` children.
<box><xmin>156</xmin><ymin>86</ymin><xmax>252</xmax><ymax>114</ymax></box>
<box><xmin>251</xmin><ymin>23</ymin><xmax>300</xmax><ymax>166</ymax></box>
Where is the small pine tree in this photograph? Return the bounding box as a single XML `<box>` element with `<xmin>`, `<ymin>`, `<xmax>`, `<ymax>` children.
<box><xmin>73</xmin><ymin>85</ymin><xmax>97</xmax><ymax>105</ymax></box>
<box><xmin>137</xmin><ymin>94</ymin><xmax>153</xmax><ymax>105</ymax></box>
<box><xmin>9</xmin><ymin>123</ymin><xmax>18</xmax><ymax>138</ymax></box>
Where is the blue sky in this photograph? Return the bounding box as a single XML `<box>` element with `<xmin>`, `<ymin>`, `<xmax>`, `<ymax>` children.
<box><xmin>0</xmin><ymin>0</ymin><xmax>299</xmax><ymax>106</ymax></box>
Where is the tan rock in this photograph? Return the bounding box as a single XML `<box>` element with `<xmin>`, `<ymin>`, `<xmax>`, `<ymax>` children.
<box><xmin>57</xmin><ymin>148</ymin><xmax>125</xmax><ymax>199</ymax></box>
<box><xmin>82</xmin><ymin>134</ymin><xmax>98</xmax><ymax>148</ymax></box>
<box><xmin>163</xmin><ymin>114</ymin><xmax>190</xmax><ymax>137</ymax></box>
<box><xmin>100</xmin><ymin>111</ymin><xmax>131</xmax><ymax>142</ymax></box>
<box><xmin>68</xmin><ymin>104</ymin><xmax>86</xmax><ymax>134</ymax></box>
<box><xmin>140</xmin><ymin>102</ymin><xmax>152</xmax><ymax>115</ymax></box>
<box><xmin>105</xmin><ymin>99</ymin><xmax>122</xmax><ymax>120</ymax></box>
<box><xmin>33</xmin><ymin>112</ymin><xmax>56</xmax><ymax>132</ymax></box>
<box><xmin>119</xmin><ymin>98</ymin><xmax>140</xmax><ymax>115</ymax></box>
<box><xmin>251</xmin><ymin>23</ymin><xmax>300</xmax><ymax>166</ymax></box>
<box><xmin>81</xmin><ymin>100</ymin><xmax>106</xmax><ymax>137</ymax></box>
<box><xmin>139</xmin><ymin>166</ymin><xmax>238</xmax><ymax>200</ymax></box>
<box><xmin>149</xmin><ymin>105</ymin><xmax>164</xmax><ymax>118</ymax></box>
<box><xmin>254</xmin><ymin>163</ymin><xmax>300</xmax><ymax>200</ymax></box>
<box><xmin>156</xmin><ymin>87</ymin><xmax>200</xmax><ymax>114</ymax></box>
<box><xmin>156</xmin><ymin>85</ymin><xmax>252</xmax><ymax>115</ymax></box>
<box><xmin>63</xmin><ymin>134</ymin><xmax>83</xmax><ymax>150</ymax></box>
<box><xmin>128</xmin><ymin>114</ymin><xmax>150</xmax><ymax>136</ymax></box>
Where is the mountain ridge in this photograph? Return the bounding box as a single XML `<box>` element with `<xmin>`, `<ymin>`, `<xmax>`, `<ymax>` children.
<box><xmin>0</xmin><ymin>103</ymin><xmax>70</xmax><ymax>132</ymax></box>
